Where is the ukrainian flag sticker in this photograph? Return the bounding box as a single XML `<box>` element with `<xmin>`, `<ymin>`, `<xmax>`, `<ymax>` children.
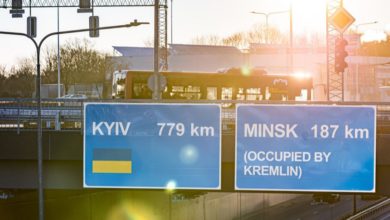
<box><xmin>92</xmin><ymin>148</ymin><xmax>132</xmax><ymax>174</ymax></box>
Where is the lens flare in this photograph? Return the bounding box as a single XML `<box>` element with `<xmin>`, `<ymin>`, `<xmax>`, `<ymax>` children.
<box><xmin>241</xmin><ymin>66</ymin><xmax>252</xmax><ymax>76</ymax></box>
<box><xmin>180</xmin><ymin>145</ymin><xmax>199</xmax><ymax>164</ymax></box>
<box><xmin>166</xmin><ymin>180</ymin><xmax>177</xmax><ymax>192</ymax></box>
<box><xmin>107</xmin><ymin>199</ymin><xmax>160</xmax><ymax>220</ymax></box>
<box><xmin>361</xmin><ymin>30</ymin><xmax>387</xmax><ymax>42</ymax></box>
<box><xmin>292</xmin><ymin>71</ymin><xmax>311</xmax><ymax>79</ymax></box>
<box><xmin>385</xmin><ymin>24</ymin><xmax>390</xmax><ymax>34</ymax></box>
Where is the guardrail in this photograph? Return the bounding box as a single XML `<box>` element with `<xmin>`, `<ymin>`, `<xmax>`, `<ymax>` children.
<box><xmin>0</xmin><ymin>98</ymin><xmax>83</xmax><ymax>133</ymax></box>
<box><xmin>346</xmin><ymin>198</ymin><xmax>390</xmax><ymax>220</ymax></box>
<box><xmin>1</xmin><ymin>98</ymin><xmax>390</xmax><ymax>133</ymax></box>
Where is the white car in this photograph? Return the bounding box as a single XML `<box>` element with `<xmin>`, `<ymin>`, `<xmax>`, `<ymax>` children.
<box><xmin>60</xmin><ymin>94</ymin><xmax>88</xmax><ymax>99</ymax></box>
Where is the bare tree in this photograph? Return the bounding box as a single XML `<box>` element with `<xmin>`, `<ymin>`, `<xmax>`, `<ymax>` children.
<box><xmin>144</xmin><ymin>39</ymin><xmax>154</xmax><ymax>47</ymax></box>
<box><xmin>247</xmin><ymin>23</ymin><xmax>267</xmax><ymax>44</ymax></box>
<box><xmin>0</xmin><ymin>65</ymin><xmax>6</xmax><ymax>77</ymax></box>
<box><xmin>0</xmin><ymin>65</ymin><xmax>6</xmax><ymax>97</ymax></box>
<box><xmin>191</xmin><ymin>23</ymin><xmax>285</xmax><ymax>47</ymax></box>
<box><xmin>0</xmin><ymin>59</ymin><xmax>36</xmax><ymax>97</ymax></box>
<box><xmin>42</xmin><ymin>38</ymin><xmax>112</xmax><ymax>94</ymax></box>
<box><xmin>222</xmin><ymin>32</ymin><xmax>247</xmax><ymax>48</ymax></box>
<box><xmin>192</xmin><ymin>35</ymin><xmax>223</xmax><ymax>45</ymax></box>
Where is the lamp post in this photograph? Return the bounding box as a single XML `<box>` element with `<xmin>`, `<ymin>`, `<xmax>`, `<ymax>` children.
<box><xmin>0</xmin><ymin>20</ymin><xmax>148</xmax><ymax>220</ymax></box>
<box><xmin>170</xmin><ymin>0</ymin><xmax>173</xmax><ymax>45</ymax></box>
<box><xmin>57</xmin><ymin>0</ymin><xmax>61</xmax><ymax>98</ymax></box>
<box><xmin>353</xmin><ymin>21</ymin><xmax>378</xmax><ymax>101</ymax></box>
<box><xmin>250</xmin><ymin>10</ymin><xmax>290</xmax><ymax>44</ymax></box>
<box><xmin>355</xmin><ymin>21</ymin><xmax>378</xmax><ymax>33</ymax></box>
<box><xmin>251</xmin><ymin>3</ymin><xmax>293</xmax><ymax>73</ymax></box>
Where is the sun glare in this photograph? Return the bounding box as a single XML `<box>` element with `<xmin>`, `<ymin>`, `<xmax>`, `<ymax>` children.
<box><xmin>291</xmin><ymin>0</ymin><xmax>327</xmax><ymax>33</ymax></box>
<box><xmin>386</xmin><ymin>24</ymin><xmax>390</xmax><ymax>34</ymax></box>
<box><xmin>293</xmin><ymin>71</ymin><xmax>312</xmax><ymax>79</ymax></box>
<box><xmin>361</xmin><ymin>30</ymin><xmax>387</xmax><ymax>42</ymax></box>
<box><xmin>166</xmin><ymin>180</ymin><xmax>177</xmax><ymax>192</ymax></box>
<box><xmin>264</xmin><ymin>0</ymin><xmax>327</xmax><ymax>34</ymax></box>
<box><xmin>107</xmin><ymin>200</ymin><xmax>158</xmax><ymax>220</ymax></box>
<box><xmin>241</xmin><ymin>66</ymin><xmax>252</xmax><ymax>76</ymax></box>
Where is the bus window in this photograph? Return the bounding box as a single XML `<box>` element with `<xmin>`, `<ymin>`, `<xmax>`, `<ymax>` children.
<box><xmin>222</xmin><ymin>87</ymin><xmax>233</xmax><ymax>107</ymax></box>
<box><xmin>236</xmin><ymin>88</ymin><xmax>245</xmax><ymax>100</ymax></box>
<box><xmin>133</xmin><ymin>83</ymin><xmax>142</xmax><ymax>97</ymax></box>
<box><xmin>246</xmin><ymin>88</ymin><xmax>261</xmax><ymax>100</ymax></box>
<box><xmin>265</xmin><ymin>87</ymin><xmax>271</xmax><ymax>100</ymax></box>
<box><xmin>116</xmin><ymin>80</ymin><xmax>125</xmax><ymax>99</ymax></box>
<box><xmin>133</xmin><ymin>83</ymin><xmax>150</xmax><ymax>98</ymax></box>
<box><xmin>170</xmin><ymin>86</ymin><xmax>184</xmax><ymax>99</ymax></box>
<box><xmin>295</xmin><ymin>89</ymin><xmax>308</xmax><ymax>101</ymax></box>
<box><xmin>184</xmin><ymin>85</ymin><xmax>201</xmax><ymax>99</ymax></box>
<box><xmin>222</xmin><ymin>87</ymin><xmax>232</xmax><ymax>100</ymax></box>
<box><xmin>169</xmin><ymin>85</ymin><xmax>201</xmax><ymax>99</ymax></box>
<box><xmin>112</xmin><ymin>71</ymin><xmax>126</xmax><ymax>99</ymax></box>
<box><xmin>207</xmin><ymin>87</ymin><xmax>218</xmax><ymax>100</ymax></box>
<box><xmin>132</xmin><ymin>83</ymin><xmax>152</xmax><ymax>99</ymax></box>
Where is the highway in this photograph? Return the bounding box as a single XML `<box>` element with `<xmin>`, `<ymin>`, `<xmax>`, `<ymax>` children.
<box><xmin>377</xmin><ymin>212</ymin><xmax>390</xmax><ymax>220</ymax></box>
<box><xmin>0</xmin><ymin>99</ymin><xmax>389</xmax><ymax>219</ymax></box>
<box><xmin>237</xmin><ymin>194</ymin><xmax>383</xmax><ymax>220</ymax></box>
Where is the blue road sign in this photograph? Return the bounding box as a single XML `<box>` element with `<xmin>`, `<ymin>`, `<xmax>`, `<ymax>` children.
<box><xmin>236</xmin><ymin>105</ymin><xmax>376</xmax><ymax>192</ymax></box>
<box><xmin>84</xmin><ymin>103</ymin><xmax>221</xmax><ymax>189</ymax></box>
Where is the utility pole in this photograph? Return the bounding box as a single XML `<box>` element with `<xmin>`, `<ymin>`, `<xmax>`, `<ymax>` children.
<box><xmin>0</xmin><ymin>20</ymin><xmax>148</xmax><ymax>220</ymax></box>
<box><xmin>153</xmin><ymin>0</ymin><xmax>161</xmax><ymax>100</ymax></box>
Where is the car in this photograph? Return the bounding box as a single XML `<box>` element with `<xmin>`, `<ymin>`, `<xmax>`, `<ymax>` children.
<box><xmin>59</xmin><ymin>94</ymin><xmax>88</xmax><ymax>99</ymax></box>
<box><xmin>58</xmin><ymin>94</ymin><xmax>88</xmax><ymax>107</ymax></box>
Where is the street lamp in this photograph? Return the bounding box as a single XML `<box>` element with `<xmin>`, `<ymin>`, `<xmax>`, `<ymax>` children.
<box><xmin>251</xmin><ymin>3</ymin><xmax>293</xmax><ymax>74</ymax></box>
<box><xmin>0</xmin><ymin>19</ymin><xmax>149</xmax><ymax>220</ymax></box>
<box><xmin>250</xmin><ymin>10</ymin><xmax>289</xmax><ymax>44</ymax></box>
<box><xmin>354</xmin><ymin>21</ymin><xmax>378</xmax><ymax>33</ymax></box>
<box><xmin>57</xmin><ymin>0</ymin><xmax>61</xmax><ymax>98</ymax></box>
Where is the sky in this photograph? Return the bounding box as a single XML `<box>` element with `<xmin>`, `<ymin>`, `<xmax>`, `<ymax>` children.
<box><xmin>0</xmin><ymin>0</ymin><xmax>389</xmax><ymax>69</ymax></box>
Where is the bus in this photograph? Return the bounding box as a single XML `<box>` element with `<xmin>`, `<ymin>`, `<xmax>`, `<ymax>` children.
<box><xmin>112</xmin><ymin>68</ymin><xmax>313</xmax><ymax>101</ymax></box>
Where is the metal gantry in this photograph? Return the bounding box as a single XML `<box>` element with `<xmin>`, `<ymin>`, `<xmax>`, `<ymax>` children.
<box><xmin>327</xmin><ymin>0</ymin><xmax>343</xmax><ymax>101</ymax></box>
<box><xmin>158</xmin><ymin>1</ymin><xmax>167</xmax><ymax>70</ymax></box>
<box><xmin>1</xmin><ymin>0</ymin><xmax>164</xmax><ymax>7</ymax></box>
<box><xmin>1</xmin><ymin>0</ymin><xmax>168</xmax><ymax>70</ymax></box>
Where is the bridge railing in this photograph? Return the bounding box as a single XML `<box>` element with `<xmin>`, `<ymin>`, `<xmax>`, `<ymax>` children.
<box><xmin>0</xmin><ymin>98</ymin><xmax>83</xmax><ymax>133</ymax></box>
<box><xmin>345</xmin><ymin>197</ymin><xmax>390</xmax><ymax>220</ymax></box>
<box><xmin>1</xmin><ymin>98</ymin><xmax>389</xmax><ymax>133</ymax></box>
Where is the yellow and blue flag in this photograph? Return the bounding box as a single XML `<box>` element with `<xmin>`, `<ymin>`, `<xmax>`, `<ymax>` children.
<box><xmin>92</xmin><ymin>148</ymin><xmax>132</xmax><ymax>174</ymax></box>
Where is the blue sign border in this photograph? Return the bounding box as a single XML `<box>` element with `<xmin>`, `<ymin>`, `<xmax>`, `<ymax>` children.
<box><xmin>235</xmin><ymin>104</ymin><xmax>376</xmax><ymax>193</ymax></box>
<box><xmin>84</xmin><ymin>103</ymin><xmax>222</xmax><ymax>190</ymax></box>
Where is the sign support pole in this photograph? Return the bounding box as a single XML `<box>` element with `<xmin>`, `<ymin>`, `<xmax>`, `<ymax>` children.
<box><xmin>153</xmin><ymin>0</ymin><xmax>161</xmax><ymax>100</ymax></box>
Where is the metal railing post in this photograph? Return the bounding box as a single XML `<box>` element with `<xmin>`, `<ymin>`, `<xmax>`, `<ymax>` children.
<box><xmin>17</xmin><ymin>98</ymin><xmax>20</xmax><ymax>135</ymax></box>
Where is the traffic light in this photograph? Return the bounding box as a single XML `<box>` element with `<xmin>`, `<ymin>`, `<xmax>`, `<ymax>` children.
<box><xmin>10</xmin><ymin>0</ymin><xmax>24</xmax><ymax>18</ymax></box>
<box><xmin>89</xmin><ymin>16</ymin><xmax>99</xmax><ymax>38</ymax></box>
<box><xmin>335</xmin><ymin>37</ymin><xmax>348</xmax><ymax>74</ymax></box>
<box><xmin>78</xmin><ymin>0</ymin><xmax>93</xmax><ymax>13</ymax></box>
<box><xmin>27</xmin><ymin>16</ymin><xmax>37</xmax><ymax>38</ymax></box>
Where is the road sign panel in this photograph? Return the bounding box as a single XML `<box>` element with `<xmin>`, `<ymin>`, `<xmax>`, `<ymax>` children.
<box><xmin>235</xmin><ymin>105</ymin><xmax>376</xmax><ymax>192</ymax></box>
<box><xmin>84</xmin><ymin>103</ymin><xmax>221</xmax><ymax>189</ymax></box>
<box><xmin>330</xmin><ymin>7</ymin><xmax>355</xmax><ymax>33</ymax></box>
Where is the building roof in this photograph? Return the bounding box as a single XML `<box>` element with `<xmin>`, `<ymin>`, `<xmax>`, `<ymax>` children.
<box><xmin>169</xmin><ymin>44</ymin><xmax>242</xmax><ymax>55</ymax></box>
<box><xmin>113</xmin><ymin>44</ymin><xmax>242</xmax><ymax>57</ymax></box>
<box><xmin>113</xmin><ymin>46</ymin><xmax>154</xmax><ymax>57</ymax></box>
